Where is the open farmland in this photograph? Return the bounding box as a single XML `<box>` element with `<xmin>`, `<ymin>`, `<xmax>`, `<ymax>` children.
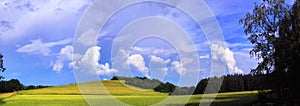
<box><xmin>0</xmin><ymin>80</ymin><xmax>258</xmax><ymax>106</ymax></box>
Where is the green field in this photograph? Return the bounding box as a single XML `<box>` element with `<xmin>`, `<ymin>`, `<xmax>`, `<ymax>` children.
<box><xmin>17</xmin><ymin>80</ymin><xmax>166</xmax><ymax>96</ymax></box>
<box><xmin>0</xmin><ymin>80</ymin><xmax>259</xmax><ymax>106</ymax></box>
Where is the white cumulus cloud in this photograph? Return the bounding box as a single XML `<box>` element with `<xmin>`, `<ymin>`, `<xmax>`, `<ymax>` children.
<box><xmin>126</xmin><ymin>54</ymin><xmax>149</xmax><ymax>77</ymax></box>
<box><xmin>69</xmin><ymin>46</ymin><xmax>117</xmax><ymax>76</ymax></box>
<box><xmin>210</xmin><ymin>44</ymin><xmax>243</xmax><ymax>74</ymax></box>
<box><xmin>149</xmin><ymin>55</ymin><xmax>170</xmax><ymax>74</ymax></box>
<box><xmin>53</xmin><ymin>61</ymin><xmax>63</xmax><ymax>73</ymax></box>
<box><xmin>96</xmin><ymin>63</ymin><xmax>118</xmax><ymax>76</ymax></box>
<box><xmin>171</xmin><ymin>61</ymin><xmax>187</xmax><ymax>75</ymax></box>
<box><xmin>53</xmin><ymin>45</ymin><xmax>73</xmax><ymax>73</ymax></box>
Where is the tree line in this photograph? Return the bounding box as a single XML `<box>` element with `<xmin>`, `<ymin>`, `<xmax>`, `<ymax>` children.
<box><xmin>194</xmin><ymin>74</ymin><xmax>276</xmax><ymax>94</ymax></box>
<box><xmin>0</xmin><ymin>79</ymin><xmax>51</xmax><ymax>93</ymax></box>
<box><xmin>111</xmin><ymin>76</ymin><xmax>195</xmax><ymax>95</ymax></box>
<box><xmin>111</xmin><ymin>74</ymin><xmax>274</xmax><ymax>95</ymax></box>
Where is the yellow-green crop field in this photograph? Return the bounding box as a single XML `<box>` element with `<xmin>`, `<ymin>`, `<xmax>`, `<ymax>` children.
<box><xmin>0</xmin><ymin>80</ymin><xmax>258</xmax><ymax>106</ymax></box>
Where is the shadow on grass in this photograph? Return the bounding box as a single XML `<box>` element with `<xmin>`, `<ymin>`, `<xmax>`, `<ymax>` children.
<box><xmin>193</xmin><ymin>95</ymin><xmax>255</xmax><ymax>100</ymax></box>
<box><xmin>183</xmin><ymin>101</ymin><xmax>254</xmax><ymax>106</ymax></box>
<box><xmin>172</xmin><ymin>94</ymin><xmax>258</xmax><ymax>106</ymax></box>
<box><xmin>0</xmin><ymin>99</ymin><xmax>6</xmax><ymax>105</ymax></box>
<box><xmin>169</xmin><ymin>100</ymin><xmax>257</xmax><ymax>106</ymax></box>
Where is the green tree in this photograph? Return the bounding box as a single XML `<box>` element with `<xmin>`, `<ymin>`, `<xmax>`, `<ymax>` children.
<box><xmin>194</xmin><ymin>78</ymin><xmax>208</xmax><ymax>94</ymax></box>
<box><xmin>154</xmin><ymin>82</ymin><xmax>176</xmax><ymax>94</ymax></box>
<box><xmin>0</xmin><ymin>53</ymin><xmax>6</xmax><ymax>80</ymax></box>
<box><xmin>279</xmin><ymin>0</ymin><xmax>300</xmax><ymax>81</ymax></box>
<box><xmin>240</xmin><ymin>0</ymin><xmax>290</xmax><ymax>75</ymax></box>
<box><xmin>240</xmin><ymin>0</ymin><xmax>300</xmax><ymax>102</ymax></box>
<box><xmin>0</xmin><ymin>79</ymin><xmax>23</xmax><ymax>92</ymax></box>
<box><xmin>277</xmin><ymin>0</ymin><xmax>300</xmax><ymax>98</ymax></box>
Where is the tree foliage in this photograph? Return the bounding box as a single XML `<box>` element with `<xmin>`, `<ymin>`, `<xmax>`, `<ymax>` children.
<box><xmin>154</xmin><ymin>82</ymin><xmax>176</xmax><ymax>93</ymax></box>
<box><xmin>240</xmin><ymin>0</ymin><xmax>291</xmax><ymax>74</ymax></box>
<box><xmin>194</xmin><ymin>74</ymin><xmax>266</xmax><ymax>94</ymax></box>
<box><xmin>111</xmin><ymin>76</ymin><xmax>194</xmax><ymax>95</ymax></box>
<box><xmin>0</xmin><ymin>79</ymin><xmax>51</xmax><ymax>93</ymax></box>
<box><xmin>0</xmin><ymin>79</ymin><xmax>23</xmax><ymax>92</ymax></box>
<box><xmin>112</xmin><ymin>76</ymin><xmax>162</xmax><ymax>89</ymax></box>
<box><xmin>240</xmin><ymin>0</ymin><xmax>300</xmax><ymax>103</ymax></box>
<box><xmin>277</xmin><ymin>0</ymin><xmax>300</xmax><ymax>90</ymax></box>
<box><xmin>112</xmin><ymin>75</ymin><xmax>265</xmax><ymax>95</ymax></box>
<box><xmin>0</xmin><ymin>53</ymin><xmax>6</xmax><ymax>80</ymax></box>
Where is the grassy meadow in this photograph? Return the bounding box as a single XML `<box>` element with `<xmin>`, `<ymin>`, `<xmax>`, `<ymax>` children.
<box><xmin>0</xmin><ymin>80</ymin><xmax>259</xmax><ymax>106</ymax></box>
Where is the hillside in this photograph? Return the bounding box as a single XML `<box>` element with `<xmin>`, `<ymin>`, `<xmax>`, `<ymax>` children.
<box><xmin>17</xmin><ymin>80</ymin><xmax>167</xmax><ymax>96</ymax></box>
<box><xmin>1</xmin><ymin>80</ymin><xmax>259</xmax><ymax>105</ymax></box>
<box><xmin>1</xmin><ymin>78</ymin><xmax>259</xmax><ymax>105</ymax></box>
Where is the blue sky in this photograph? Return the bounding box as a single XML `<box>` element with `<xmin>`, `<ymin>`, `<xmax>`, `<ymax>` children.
<box><xmin>0</xmin><ymin>0</ymin><xmax>265</xmax><ymax>86</ymax></box>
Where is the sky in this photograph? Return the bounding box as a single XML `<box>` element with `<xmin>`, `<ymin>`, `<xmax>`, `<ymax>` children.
<box><xmin>0</xmin><ymin>0</ymin><xmax>268</xmax><ymax>86</ymax></box>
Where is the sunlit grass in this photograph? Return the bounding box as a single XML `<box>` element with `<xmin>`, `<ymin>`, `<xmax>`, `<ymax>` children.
<box><xmin>18</xmin><ymin>80</ymin><xmax>167</xmax><ymax>96</ymax></box>
<box><xmin>1</xmin><ymin>80</ymin><xmax>259</xmax><ymax>106</ymax></box>
<box><xmin>1</xmin><ymin>95</ymin><xmax>88</xmax><ymax>106</ymax></box>
<box><xmin>0</xmin><ymin>92</ymin><xmax>14</xmax><ymax>99</ymax></box>
<box><xmin>1</xmin><ymin>91</ymin><xmax>258</xmax><ymax>106</ymax></box>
